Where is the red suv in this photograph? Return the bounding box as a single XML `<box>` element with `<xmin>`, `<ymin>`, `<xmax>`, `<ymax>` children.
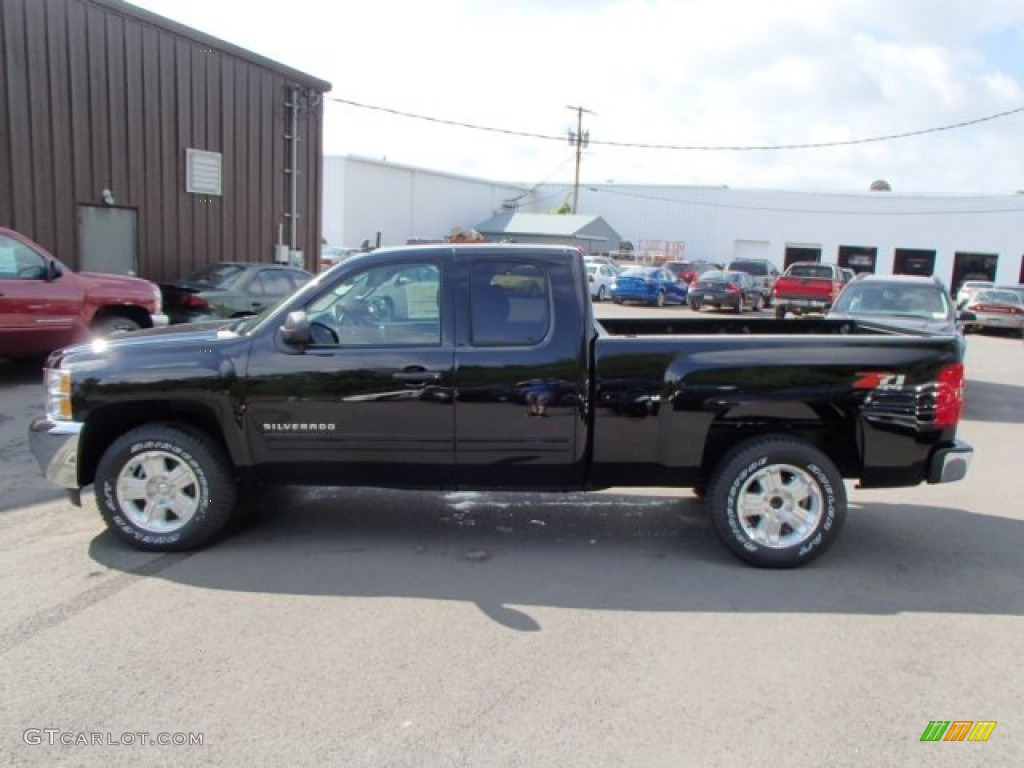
<box><xmin>664</xmin><ymin>259</ymin><xmax>717</xmax><ymax>285</ymax></box>
<box><xmin>0</xmin><ymin>228</ymin><xmax>167</xmax><ymax>358</ymax></box>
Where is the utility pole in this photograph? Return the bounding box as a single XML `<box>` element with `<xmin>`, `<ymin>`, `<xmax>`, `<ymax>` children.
<box><xmin>566</xmin><ymin>105</ymin><xmax>593</xmax><ymax>214</ymax></box>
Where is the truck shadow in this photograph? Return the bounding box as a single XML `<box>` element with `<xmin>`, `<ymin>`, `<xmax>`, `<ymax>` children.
<box><xmin>88</xmin><ymin>487</ymin><xmax>1024</xmax><ymax>630</ymax></box>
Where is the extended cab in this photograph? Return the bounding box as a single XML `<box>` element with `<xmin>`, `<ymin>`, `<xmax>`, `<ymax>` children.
<box><xmin>773</xmin><ymin>261</ymin><xmax>846</xmax><ymax>319</ymax></box>
<box><xmin>29</xmin><ymin>244</ymin><xmax>972</xmax><ymax>567</ymax></box>
<box><xmin>0</xmin><ymin>228</ymin><xmax>167</xmax><ymax>357</ymax></box>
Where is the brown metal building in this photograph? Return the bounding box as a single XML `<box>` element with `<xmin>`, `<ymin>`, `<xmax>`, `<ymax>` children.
<box><xmin>0</xmin><ymin>0</ymin><xmax>331</xmax><ymax>282</ymax></box>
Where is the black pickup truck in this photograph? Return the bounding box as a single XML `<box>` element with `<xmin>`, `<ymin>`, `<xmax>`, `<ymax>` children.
<box><xmin>29</xmin><ymin>244</ymin><xmax>972</xmax><ymax>567</ymax></box>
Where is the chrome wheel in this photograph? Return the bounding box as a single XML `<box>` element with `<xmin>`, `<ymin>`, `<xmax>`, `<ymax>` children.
<box><xmin>116</xmin><ymin>450</ymin><xmax>201</xmax><ymax>533</ymax></box>
<box><xmin>735</xmin><ymin>463</ymin><xmax>823</xmax><ymax>549</ymax></box>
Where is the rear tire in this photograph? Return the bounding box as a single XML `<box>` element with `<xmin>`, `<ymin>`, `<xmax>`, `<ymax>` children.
<box><xmin>95</xmin><ymin>424</ymin><xmax>237</xmax><ymax>552</ymax></box>
<box><xmin>707</xmin><ymin>436</ymin><xmax>846</xmax><ymax>568</ymax></box>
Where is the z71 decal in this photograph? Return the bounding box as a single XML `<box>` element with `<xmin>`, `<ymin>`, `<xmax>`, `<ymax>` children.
<box><xmin>853</xmin><ymin>371</ymin><xmax>906</xmax><ymax>390</ymax></box>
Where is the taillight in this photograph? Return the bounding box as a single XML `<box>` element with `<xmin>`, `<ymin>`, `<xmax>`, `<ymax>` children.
<box><xmin>183</xmin><ymin>294</ymin><xmax>208</xmax><ymax>309</ymax></box>
<box><xmin>934</xmin><ymin>363</ymin><xmax>964</xmax><ymax>428</ymax></box>
<box><xmin>725</xmin><ymin>283</ymin><xmax>741</xmax><ymax>294</ymax></box>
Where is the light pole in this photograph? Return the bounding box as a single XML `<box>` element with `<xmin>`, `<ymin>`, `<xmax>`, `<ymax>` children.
<box><xmin>566</xmin><ymin>105</ymin><xmax>593</xmax><ymax>214</ymax></box>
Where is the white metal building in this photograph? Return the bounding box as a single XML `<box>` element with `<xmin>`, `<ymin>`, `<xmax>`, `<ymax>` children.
<box><xmin>322</xmin><ymin>157</ymin><xmax>1024</xmax><ymax>290</ymax></box>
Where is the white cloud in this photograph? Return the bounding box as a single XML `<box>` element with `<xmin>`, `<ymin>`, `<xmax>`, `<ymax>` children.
<box><xmin>128</xmin><ymin>0</ymin><xmax>1024</xmax><ymax>194</ymax></box>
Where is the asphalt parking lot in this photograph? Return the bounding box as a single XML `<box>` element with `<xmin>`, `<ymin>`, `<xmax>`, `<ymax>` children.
<box><xmin>0</xmin><ymin>315</ymin><xmax>1021</xmax><ymax>767</ymax></box>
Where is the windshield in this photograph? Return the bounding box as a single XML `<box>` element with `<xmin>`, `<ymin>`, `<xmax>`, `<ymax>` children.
<box><xmin>831</xmin><ymin>283</ymin><xmax>952</xmax><ymax>319</ymax></box>
<box><xmin>973</xmin><ymin>290</ymin><xmax>1022</xmax><ymax>305</ymax></box>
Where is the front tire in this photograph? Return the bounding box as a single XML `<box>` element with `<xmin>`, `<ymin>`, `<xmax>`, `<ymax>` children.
<box><xmin>95</xmin><ymin>424</ymin><xmax>238</xmax><ymax>552</ymax></box>
<box><xmin>706</xmin><ymin>436</ymin><xmax>846</xmax><ymax>568</ymax></box>
<box><xmin>92</xmin><ymin>314</ymin><xmax>142</xmax><ymax>335</ymax></box>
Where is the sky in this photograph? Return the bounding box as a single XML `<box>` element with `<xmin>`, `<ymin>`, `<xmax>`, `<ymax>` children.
<box><xmin>127</xmin><ymin>0</ymin><xmax>1024</xmax><ymax>196</ymax></box>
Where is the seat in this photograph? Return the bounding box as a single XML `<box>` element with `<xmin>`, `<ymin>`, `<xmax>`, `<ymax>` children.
<box><xmin>472</xmin><ymin>283</ymin><xmax>511</xmax><ymax>345</ymax></box>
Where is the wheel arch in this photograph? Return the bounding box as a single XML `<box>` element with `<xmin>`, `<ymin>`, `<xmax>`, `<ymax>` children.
<box><xmin>91</xmin><ymin>304</ymin><xmax>153</xmax><ymax>329</ymax></box>
<box><xmin>78</xmin><ymin>401</ymin><xmax>243</xmax><ymax>487</ymax></box>
<box><xmin>699</xmin><ymin>409</ymin><xmax>860</xmax><ymax>484</ymax></box>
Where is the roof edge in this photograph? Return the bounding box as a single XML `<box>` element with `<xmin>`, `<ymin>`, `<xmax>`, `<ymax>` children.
<box><xmin>97</xmin><ymin>0</ymin><xmax>332</xmax><ymax>91</ymax></box>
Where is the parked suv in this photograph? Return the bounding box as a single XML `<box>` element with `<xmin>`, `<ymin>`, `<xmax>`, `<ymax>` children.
<box><xmin>724</xmin><ymin>258</ymin><xmax>780</xmax><ymax>307</ymax></box>
<box><xmin>827</xmin><ymin>274</ymin><xmax>965</xmax><ymax>347</ymax></box>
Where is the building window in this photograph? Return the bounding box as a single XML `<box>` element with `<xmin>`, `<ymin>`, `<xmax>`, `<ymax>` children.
<box><xmin>951</xmin><ymin>252</ymin><xmax>998</xmax><ymax>296</ymax></box>
<box><xmin>893</xmin><ymin>249</ymin><xmax>936</xmax><ymax>277</ymax></box>
<box><xmin>838</xmin><ymin>246</ymin><xmax>877</xmax><ymax>274</ymax></box>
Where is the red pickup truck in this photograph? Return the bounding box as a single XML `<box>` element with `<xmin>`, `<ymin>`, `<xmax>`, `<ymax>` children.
<box><xmin>773</xmin><ymin>262</ymin><xmax>846</xmax><ymax>319</ymax></box>
<box><xmin>0</xmin><ymin>227</ymin><xmax>168</xmax><ymax>358</ymax></box>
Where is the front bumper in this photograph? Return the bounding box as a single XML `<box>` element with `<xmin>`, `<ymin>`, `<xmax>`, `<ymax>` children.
<box><xmin>29</xmin><ymin>418</ymin><xmax>83</xmax><ymax>492</ymax></box>
<box><xmin>927</xmin><ymin>439</ymin><xmax>973</xmax><ymax>484</ymax></box>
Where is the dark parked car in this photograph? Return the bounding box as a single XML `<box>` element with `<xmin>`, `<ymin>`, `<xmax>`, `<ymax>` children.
<box><xmin>724</xmin><ymin>258</ymin><xmax>780</xmax><ymax>307</ymax></box>
<box><xmin>161</xmin><ymin>262</ymin><xmax>314</xmax><ymax>324</ymax></box>
<box><xmin>827</xmin><ymin>275</ymin><xmax>965</xmax><ymax>347</ymax></box>
<box><xmin>610</xmin><ymin>266</ymin><xmax>688</xmax><ymax>307</ymax></box>
<box><xmin>688</xmin><ymin>270</ymin><xmax>763</xmax><ymax>312</ymax></box>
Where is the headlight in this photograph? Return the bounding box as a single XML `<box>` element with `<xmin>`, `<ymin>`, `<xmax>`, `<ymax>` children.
<box><xmin>45</xmin><ymin>368</ymin><xmax>73</xmax><ymax>421</ymax></box>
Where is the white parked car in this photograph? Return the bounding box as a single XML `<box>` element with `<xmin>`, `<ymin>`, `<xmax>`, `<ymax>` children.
<box><xmin>955</xmin><ymin>280</ymin><xmax>994</xmax><ymax>308</ymax></box>
<box><xmin>586</xmin><ymin>262</ymin><xmax>617</xmax><ymax>301</ymax></box>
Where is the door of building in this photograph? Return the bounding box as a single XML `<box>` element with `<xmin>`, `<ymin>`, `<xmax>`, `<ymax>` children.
<box><xmin>78</xmin><ymin>205</ymin><xmax>138</xmax><ymax>275</ymax></box>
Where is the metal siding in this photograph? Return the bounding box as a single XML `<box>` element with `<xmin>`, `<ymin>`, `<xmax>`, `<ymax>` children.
<box><xmin>45</xmin><ymin>0</ymin><xmax>75</xmax><ymax>261</ymax></box>
<box><xmin>190</xmin><ymin>41</ymin><xmax>208</xmax><ymax>274</ymax></box>
<box><xmin>26</xmin><ymin>1</ymin><xmax>55</xmax><ymax>240</ymax></box>
<box><xmin>86</xmin><ymin>7</ymin><xmax>109</xmax><ymax>209</ymax></box>
<box><xmin>105</xmin><ymin>12</ymin><xmax>128</xmax><ymax>209</ymax></box>
<box><xmin>67</xmin><ymin>0</ymin><xmax>92</xmax><ymax>258</ymax></box>
<box><xmin>220</xmin><ymin>57</ymin><xmax>235</xmax><ymax>264</ymax></box>
<box><xmin>4</xmin><ymin>0</ymin><xmax>34</xmax><ymax>232</ymax></box>
<box><xmin>204</xmin><ymin>47</ymin><xmax>222</xmax><ymax>265</ymax></box>
<box><xmin>0</xmin><ymin>1</ymin><xmax>11</xmax><ymax>225</ymax></box>
<box><xmin>2</xmin><ymin>0</ymin><xmax>328</xmax><ymax>281</ymax></box>
<box><xmin>158</xmin><ymin>30</ymin><xmax>176</xmax><ymax>279</ymax></box>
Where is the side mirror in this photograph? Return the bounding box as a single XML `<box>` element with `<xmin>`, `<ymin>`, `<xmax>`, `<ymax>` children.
<box><xmin>958</xmin><ymin>310</ymin><xmax>976</xmax><ymax>323</ymax></box>
<box><xmin>280</xmin><ymin>310</ymin><xmax>311</xmax><ymax>346</ymax></box>
<box><xmin>46</xmin><ymin>260</ymin><xmax>63</xmax><ymax>281</ymax></box>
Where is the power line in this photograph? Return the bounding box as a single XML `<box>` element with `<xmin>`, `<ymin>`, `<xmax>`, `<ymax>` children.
<box><xmin>326</xmin><ymin>95</ymin><xmax>1024</xmax><ymax>152</ymax></box>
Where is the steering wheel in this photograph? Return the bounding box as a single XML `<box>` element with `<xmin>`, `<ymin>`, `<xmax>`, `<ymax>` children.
<box><xmin>309</xmin><ymin>321</ymin><xmax>339</xmax><ymax>345</ymax></box>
